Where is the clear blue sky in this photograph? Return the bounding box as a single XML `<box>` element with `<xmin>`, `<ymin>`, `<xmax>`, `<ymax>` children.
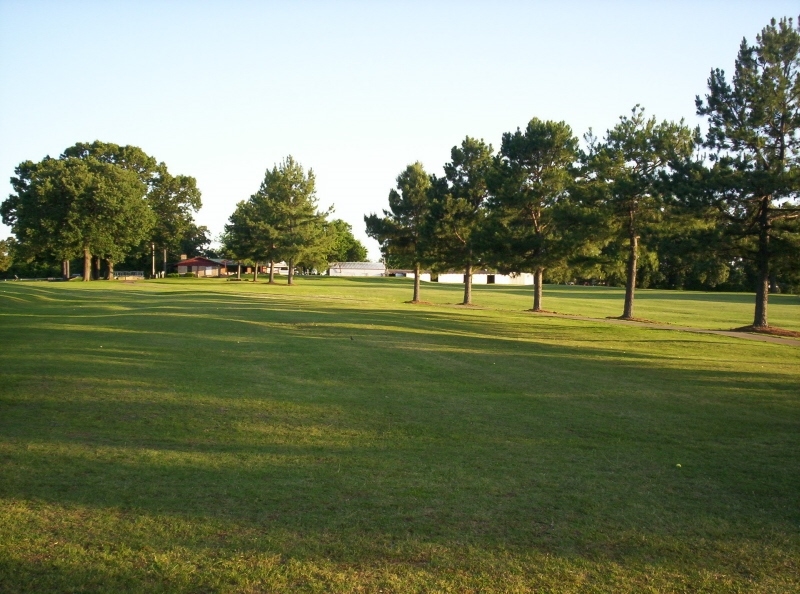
<box><xmin>1</xmin><ymin>1</ymin><xmax>797</xmax><ymax>260</ymax></box>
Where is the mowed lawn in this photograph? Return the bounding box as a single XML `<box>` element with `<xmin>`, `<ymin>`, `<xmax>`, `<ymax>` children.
<box><xmin>0</xmin><ymin>277</ymin><xmax>798</xmax><ymax>593</ymax></box>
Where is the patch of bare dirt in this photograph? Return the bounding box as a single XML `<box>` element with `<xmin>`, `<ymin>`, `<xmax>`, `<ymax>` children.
<box><xmin>732</xmin><ymin>325</ymin><xmax>800</xmax><ymax>339</ymax></box>
<box><xmin>606</xmin><ymin>316</ymin><xmax>664</xmax><ymax>325</ymax></box>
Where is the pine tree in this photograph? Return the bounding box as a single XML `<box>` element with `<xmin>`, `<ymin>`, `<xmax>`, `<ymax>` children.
<box><xmin>488</xmin><ymin>119</ymin><xmax>578</xmax><ymax>311</ymax></box>
<box><xmin>365</xmin><ymin>162</ymin><xmax>432</xmax><ymax>302</ymax></box>
<box><xmin>696</xmin><ymin>16</ymin><xmax>800</xmax><ymax>328</ymax></box>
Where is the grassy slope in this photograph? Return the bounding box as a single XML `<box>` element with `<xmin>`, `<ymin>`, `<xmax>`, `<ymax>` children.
<box><xmin>0</xmin><ymin>278</ymin><xmax>798</xmax><ymax>593</ymax></box>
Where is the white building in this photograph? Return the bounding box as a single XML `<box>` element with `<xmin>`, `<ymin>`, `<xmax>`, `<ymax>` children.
<box><xmin>388</xmin><ymin>269</ymin><xmax>432</xmax><ymax>282</ymax></box>
<box><xmin>436</xmin><ymin>271</ymin><xmax>534</xmax><ymax>285</ymax></box>
<box><xmin>327</xmin><ymin>262</ymin><xmax>386</xmax><ymax>277</ymax></box>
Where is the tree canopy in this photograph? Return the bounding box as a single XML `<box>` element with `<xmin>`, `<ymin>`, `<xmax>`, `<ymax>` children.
<box><xmin>62</xmin><ymin>141</ymin><xmax>206</xmax><ymax>269</ymax></box>
<box><xmin>223</xmin><ymin>156</ymin><xmax>330</xmax><ymax>284</ymax></box>
<box><xmin>365</xmin><ymin>162</ymin><xmax>433</xmax><ymax>302</ymax></box>
<box><xmin>0</xmin><ymin>238</ymin><xmax>12</xmax><ymax>273</ymax></box>
<box><xmin>1</xmin><ymin>141</ymin><xmax>204</xmax><ymax>280</ymax></box>
<box><xmin>488</xmin><ymin>118</ymin><xmax>579</xmax><ymax>311</ymax></box>
<box><xmin>429</xmin><ymin>137</ymin><xmax>494</xmax><ymax>305</ymax></box>
<box><xmin>326</xmin><ymin>219</ymin><xmax>368</xmax><ymax>263</ymax></box>
<box><xmin>2</xmin><ymin>153</ymin><xmax>153</xmax><ymax>280</ymax></box>
<box><xmin>696</xmin><ymin>16</ymin><xmax>800</xmax><ymax>328</ymax></box>
<box><xmin>583</xmin><ymin>107</ymin><xmax>697</xmax><ymax>319</ymax></box>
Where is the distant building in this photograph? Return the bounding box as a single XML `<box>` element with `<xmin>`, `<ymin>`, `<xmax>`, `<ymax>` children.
<box><xmin>436</xmin><ymin>271</ymin><xmax>534</xmax><ymax>285</ymax></box>
<box><xmin>387</xmin><ymin>269</ymin><xmax>432</xmax><ymax>282</ymax></box>
<box><xmin>327</xmin><ymin>262</ymin><xmax>386</xmax><ymax>277</ymax></box>
<box><xmin>269</xmin><ymin>261</ymin><xmax>290</xmax><ymax>275</ymax></box>
<box><xmin>175</xmin><ymin>257</ymin><xmax>225</xmax><ymax>277</ymax></box>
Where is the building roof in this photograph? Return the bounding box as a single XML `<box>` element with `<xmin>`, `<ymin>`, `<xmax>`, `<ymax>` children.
<box><xmin>438</xmin><ymin>269</ymin><xmax>506</xmax><ymax>275</ymax></box>
<box><xmin>329</xmin><ymin>262</ymin><xmax>386</xmax><ymax>270</ymax></box>
<box><xmin>175</xmin><ymin>257</ymin><xmax>223</xmax><ymax>267</ymax></box>
<box><xmin>207</xmin><ymin>259</ymin><xmax>289</xmax><ymax>267</ymax></box>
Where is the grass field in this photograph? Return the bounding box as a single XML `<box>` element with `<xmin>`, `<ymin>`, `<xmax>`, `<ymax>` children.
<box><xmin>1</xmin><ymin>277</ymin><xmax>798</xmax><ymax>593</ymax></box>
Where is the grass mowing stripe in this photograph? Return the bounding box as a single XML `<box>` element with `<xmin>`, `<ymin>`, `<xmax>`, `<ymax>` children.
<box><xmin>0</xmin><ymin>278</ymin><xmax>798</xmax><ymax>592</ymax></box>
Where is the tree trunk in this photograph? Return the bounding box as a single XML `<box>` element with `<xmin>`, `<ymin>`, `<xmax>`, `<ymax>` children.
<box><xmin>269</xmin><ymin>260</ymin><xmax>275</xmax><ymax>284</ymax></box>
<box><xmin>83</xmin><ymin>248</ymin><xmax>91</xmax><ymax>282</ymax></box>
<box><xmin>237</xmin><ymin>262</ymin><xmax>241</xmax><ymax>280</ymax></box>
<box><xmin>462</xmin><ymin>262</ymin><xmax>473</xmax><ymax>305</ymax></box>
<box><xmin>288</xmin><ymin>259</ymin><xmax>294</xmax><ymax>285</ymax></box>
<box><xmin>753</xmin><ymin>196</ymin><xmax>770</xmax><ymax>328</ymax></box>
<box><xmin>532</xmin><ymin>267</ymin><xmax>544</xmax><ymax>312</ymax></box>
<box><xmin>412</xmin><ymin>262</ymin><xmax>421</xmax><ymax>303</ymax></box>
<box><xmin>253</xmin><ymin>262</ymin><xmax>258</xmax><ymax>282</ymax></box>
<box><xmin>92</xmin><ymin>256</ymin><xmax>100</xmax><ymax>281</ymax></box>
<box><xmin>754</xmin><ymin>271</ymin><xmax>769</xmax><ymax>328</ymax></box>
<box><xmin>106</xmin><ymin>260</ymin><xmax>114</xmax><ymax>281</ymax></box>
<box><xmin>62</xmin><ymin>259</ymin><xmax>69</xmax><ymax>280</ymax></box>
<box><xmin>622</xmin><ymin>229</ymin><xmax>638</xmax><ymax>320</ymax></box>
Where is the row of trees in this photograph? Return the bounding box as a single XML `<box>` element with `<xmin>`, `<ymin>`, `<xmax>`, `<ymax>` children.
<box><xmin>366</xmin><ymin>17</ymin><xmax>800</xmax><ymax>329</ymax></box>
<box><xmin>221</xmin><ymin>156</ymin><xmax>366</xmax><ymax>284</ymax></box>
<box><xmin>1</xmin><ymin>141</ymin><xmax>208</xmax><ymax>280</ymax></box>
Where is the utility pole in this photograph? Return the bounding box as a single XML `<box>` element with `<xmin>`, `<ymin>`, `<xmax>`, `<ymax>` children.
<box><xmin>151</xmin><ymin>243</ymin><xmax>155</xmax><ymax>278</ymax></box>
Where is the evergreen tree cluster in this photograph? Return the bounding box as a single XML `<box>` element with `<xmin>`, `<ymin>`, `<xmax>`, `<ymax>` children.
<box><xmin>221</xmin><ymin>156</ymin><xmax>367</xmax><ymax>285</ymax></box>
<box><xmin>366</xmin><ymin>17</ymin><xmax>800</xmax><ymax>329</ymax></box>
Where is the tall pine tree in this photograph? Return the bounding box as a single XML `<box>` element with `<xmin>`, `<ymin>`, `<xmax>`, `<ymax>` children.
<box><xmin>365</xmin><ymin>162</ymin><xmax>432</xmax><ymax>303</ymax></box>
<box><xmin>488</xmin><ymin>119</ymin><xmax>578</xmax><ymax>311</ymax></box>
<box><xmin>696</xmin><ymin>16</ymin><xmax>800</xmax><ymax>328</ymax></box>
<box><xmin>584</xmin><ymin>107</ymin><xmax>696</xmax><ymax>319</ymax></box>
<box><xmin>429</xmin><ymin>137</ymin><xmax>494</xmax><ymax>305</ymax></box>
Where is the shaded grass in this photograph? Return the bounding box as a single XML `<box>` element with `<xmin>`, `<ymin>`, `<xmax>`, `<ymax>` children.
<box><xmin>0</xmin><ymin>278</ymin><xmax>798</xmax><ymax>592</ymax></box>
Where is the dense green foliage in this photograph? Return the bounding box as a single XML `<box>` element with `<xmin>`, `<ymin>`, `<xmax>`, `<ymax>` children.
<box><xmin>487</xmin><ymin>118</ymin><xmax>579</xmax><ymax>311</ymax></box>
<box><xmin>365</xmin><ymin>162</ymin><xmax>433</xmax><ymax>302</ymax></box>
<box><xmin>428</xmin><ymin>137</ymin><xmax>495</xmax><ymax>305</ymax></box>
<box><xmin>695</xmin><ymin>16</ymin><xmax>800</xmax><ymax>327</ymax></box>
<box><xmin>0</xmin><ymin>278</ymin><xmax>798</xmax><ymax>592</ymax></box>
<box><xmin>1</xmin><ymin>142</ymin><xmax>206</xmax><ymax>280</ymax></box>
<box><xmin>582</xmin><ymin>107</ymin><xmax>697</xmax><ymax>319</ymax></box>
<box><xmin>2</xmin><ymin>151</ymin><xmax>153</xmax><ymax>281</ymax></box>
<box><xmin>0</xmin><ymin>238</ymin><xmax>12</xmax><ymax>272</ymax></box>
<box><xmin>222</xmin><ymin>156</ymin><xmax>336</xmax><ymax>284</ymax></box>
<box><xmin>325</xmin><ymin>219</ymin><xmax>368</xmax><ymax>264</ymax></box>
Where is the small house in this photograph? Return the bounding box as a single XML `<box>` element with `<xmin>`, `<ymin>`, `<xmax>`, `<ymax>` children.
<box><xmin>175</xmin><ymin>257</ymin><xmax>225</xmax><ymax>277</ymax></box>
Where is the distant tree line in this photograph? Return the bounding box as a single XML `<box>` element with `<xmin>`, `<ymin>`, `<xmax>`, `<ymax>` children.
<box><xmin>220</xmin><ymin>156</ymin><xmax>367</xmax><ymax>285</ymax></box>
<box><xmin>366</xmin><ymin>17</ymin><xmax>800</xmax><ymax>329</ymax></box>
<box><xmin>1</xmin><ymin>141</ymin><xmax>209</xmax><ymax>280</ymax></box>
<box><xmin>0</xmin><ymin>148</ymin><xmax>366</xmax><ymax>284</ymax></box>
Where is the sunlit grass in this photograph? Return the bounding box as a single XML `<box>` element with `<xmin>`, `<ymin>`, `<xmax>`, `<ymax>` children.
<box><xmin>0</xmin><ymin>277</ymin><xmax>798</xmax><ymax>592</ymax></box>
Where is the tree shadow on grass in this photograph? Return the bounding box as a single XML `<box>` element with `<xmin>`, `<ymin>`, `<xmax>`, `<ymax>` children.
<box><xmin>1</xmin><ymin>287</ymin><xmax>799</xmax><ymax>590</ymax></box>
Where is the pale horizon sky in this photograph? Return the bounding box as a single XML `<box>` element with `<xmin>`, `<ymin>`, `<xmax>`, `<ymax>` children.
<box><xmin>1</xmin><ymin>1</ymin><xmax>797</xmax><ymax>260</ymax></box>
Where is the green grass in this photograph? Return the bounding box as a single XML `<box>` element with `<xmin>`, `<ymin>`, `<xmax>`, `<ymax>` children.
<box><xmin>1</xmin><ymin>277</ymin><xmax>798</xmax><ymax>592</ymax></box>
